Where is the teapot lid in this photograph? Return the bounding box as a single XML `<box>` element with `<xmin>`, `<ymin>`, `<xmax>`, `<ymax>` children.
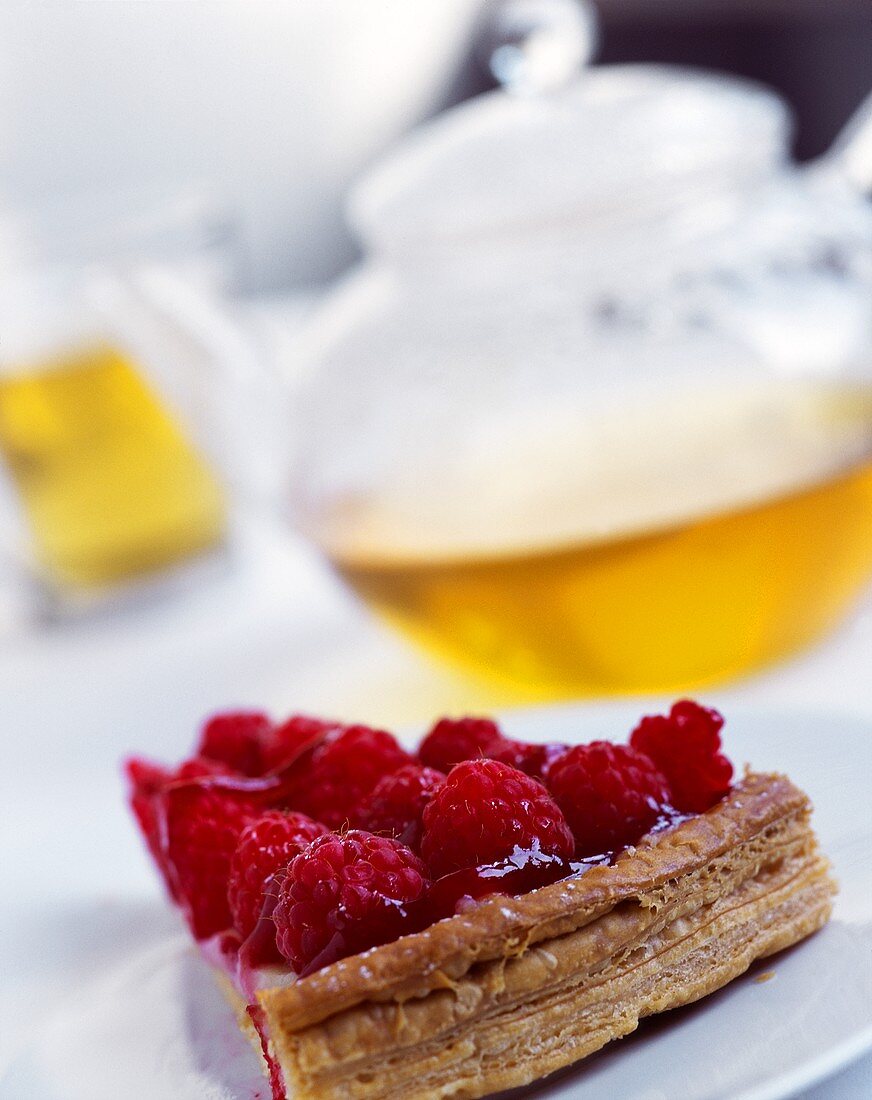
<box><xmin>349</xmin><ymin>64</ymin><xmax>792</xmax><ymax>251</ymax></box>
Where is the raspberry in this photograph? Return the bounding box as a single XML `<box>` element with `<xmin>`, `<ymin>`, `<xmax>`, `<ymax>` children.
<box><xmin>491</xmin><ymin>739</ymin><xmax>568</xmax><ymax>781</ymax></box>
<box><xmin>354</xmin><ymin>764</ymin><xmax>445</xmax><ymax>849</ymax></box>
<box><xmin>176</xmin><ymin>757</ymin><xmax>233</xmax><ymax>781</ymax></box>
<box><xmin>420</xmin><ymin>759</ymin><xmax>574</xmax><ymax>878</ymax></box>
<box><xmin>196</xmin><ymin>711</ymin><xmax>273</xmax><ymax>776</ymax></box>
<box><xmin>126</xmin><ymin>757</ymin><xmax>173</xmax><ymax>870</ymax></box>
<box><xmin>417</xmin><ymin>717</ymin><xmax>561</xmax><ymax>781</ymax></box>
<box><xmin>126</xmin><ymin>756</ymin><xmax>172</xmax><ymax>794</ymax></box>
<box><xmin>227</xmin><ymin>811</ymin><xmax>327</xmax><ymax>949</ymax></box>
<box><xmin>629</xmin><ymin>699</ymin><xmax>733</xmax><ymax>813</ymax></box>
<box><xmin>273</xmin><ymin>830</ymin><xmax>428</xmax><ymax>974</ymax></box>
<box><xmin>261</xmin><ymin>714</ymin><xmax>338</xmax><ymax>773</ymax></box>
<box><xmin>287</xmin><ymin>725</ymin><xmax>412</xmax><ymax>829</ymax></box>
<box><xmin>161</xmin><ymin>783</ymin><xmax>257</xmax><ymax>939</ymax></box>
<box><xmin>547</xmin><ymin>742</ymin><xmax>670</xmax><ymax>856</ymax></box>
<box><xmin>418</xmin><ymin>716</ymin><xmax>504</xmax><ymax>772</ymax></box>
<box><xmin>125</xmin><ymin>755</ymin><xmax>230</xmax><ymax>896</ymax></box>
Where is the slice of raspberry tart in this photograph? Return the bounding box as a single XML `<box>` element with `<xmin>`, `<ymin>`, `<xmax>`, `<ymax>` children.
<box><xmin>124</xmin><ymin>701</ymin><xmax>835</xmax><ymax>1100</ymax></box>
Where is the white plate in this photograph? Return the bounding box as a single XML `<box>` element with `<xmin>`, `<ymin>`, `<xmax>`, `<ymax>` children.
<box><xmin>2</xmin><ymin>704</ymin><xmax>871</xmax><ymax>1100</ymax></box>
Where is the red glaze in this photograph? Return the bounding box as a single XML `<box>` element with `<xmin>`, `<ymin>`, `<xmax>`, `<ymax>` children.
<box><xmin>247</xmin><ymin>1004</ymin><xmax>288</xmax><ymax>1100</ymax></box>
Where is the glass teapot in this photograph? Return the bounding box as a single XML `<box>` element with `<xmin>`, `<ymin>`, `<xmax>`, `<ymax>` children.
<box><xmin>292</xmin><ymin>18</ymin><xmax>872</xmax><ymax>696</ymax></box>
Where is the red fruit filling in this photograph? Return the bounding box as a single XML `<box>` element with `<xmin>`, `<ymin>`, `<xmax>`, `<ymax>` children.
<box><xmin>630</xmin><ymin>699</ymin><xmax>733</xmax><ymax>813</ymax></box>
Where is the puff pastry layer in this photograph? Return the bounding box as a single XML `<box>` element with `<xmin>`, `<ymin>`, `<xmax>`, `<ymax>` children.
<box><xmin>220</xmin><ymin>771</ymin><xmax>834</xmax><ymax>1100</ymax></box>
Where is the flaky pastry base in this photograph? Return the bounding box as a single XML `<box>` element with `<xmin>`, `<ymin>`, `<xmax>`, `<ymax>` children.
<box><xmin>219</xmin><ymin>772</ymin><xmax>835</xmax><ymax>1100</ymax></box>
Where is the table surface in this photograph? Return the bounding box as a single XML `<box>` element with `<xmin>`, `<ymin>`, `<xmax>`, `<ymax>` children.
<box><xmin>2</xmin><ymin>509</ymin><xmax>871</xmax><ymax>1098</ymax></box>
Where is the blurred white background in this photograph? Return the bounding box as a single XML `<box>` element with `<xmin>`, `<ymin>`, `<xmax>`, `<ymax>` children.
<box><xmin>0</xmin><ymin>0</ymin><xmax>483</xmax><ymax>289</ymax></box>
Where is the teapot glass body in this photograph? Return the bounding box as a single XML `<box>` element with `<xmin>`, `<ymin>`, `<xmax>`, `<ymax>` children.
<box><xmin>293</xmin><ymin>67</ymin><xmax>872</xmax><ymax>695</ymax></box>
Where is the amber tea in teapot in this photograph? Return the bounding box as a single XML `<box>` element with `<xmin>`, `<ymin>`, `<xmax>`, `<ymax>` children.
<box><xmin>318</xmin><ymin>381</ymin><xmax>872</xmax><ymax>694</ymax></box>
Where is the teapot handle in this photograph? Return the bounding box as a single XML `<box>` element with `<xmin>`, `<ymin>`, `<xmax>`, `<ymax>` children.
<box><xmin>821</xmin><ymin>90</ymin><xmax>872</xmax><ymax>197</ymax></box>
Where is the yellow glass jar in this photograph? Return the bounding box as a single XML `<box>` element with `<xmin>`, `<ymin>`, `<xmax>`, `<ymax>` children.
<box><xmin>0</xmin><ymin>193</ymin><xmax>231</xmax><ymax>599</ymax></box>
<box><xmin>0</xmin><ymin>342</ymin><xmax>225</xmax><ymax>589</ymax></box>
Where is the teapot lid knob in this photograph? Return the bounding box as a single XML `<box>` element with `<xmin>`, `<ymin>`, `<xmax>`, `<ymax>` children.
<box><xmin>479</xmin><ymin>0</ymin><xmax>598</xmax><ymax>97</ymax></box>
